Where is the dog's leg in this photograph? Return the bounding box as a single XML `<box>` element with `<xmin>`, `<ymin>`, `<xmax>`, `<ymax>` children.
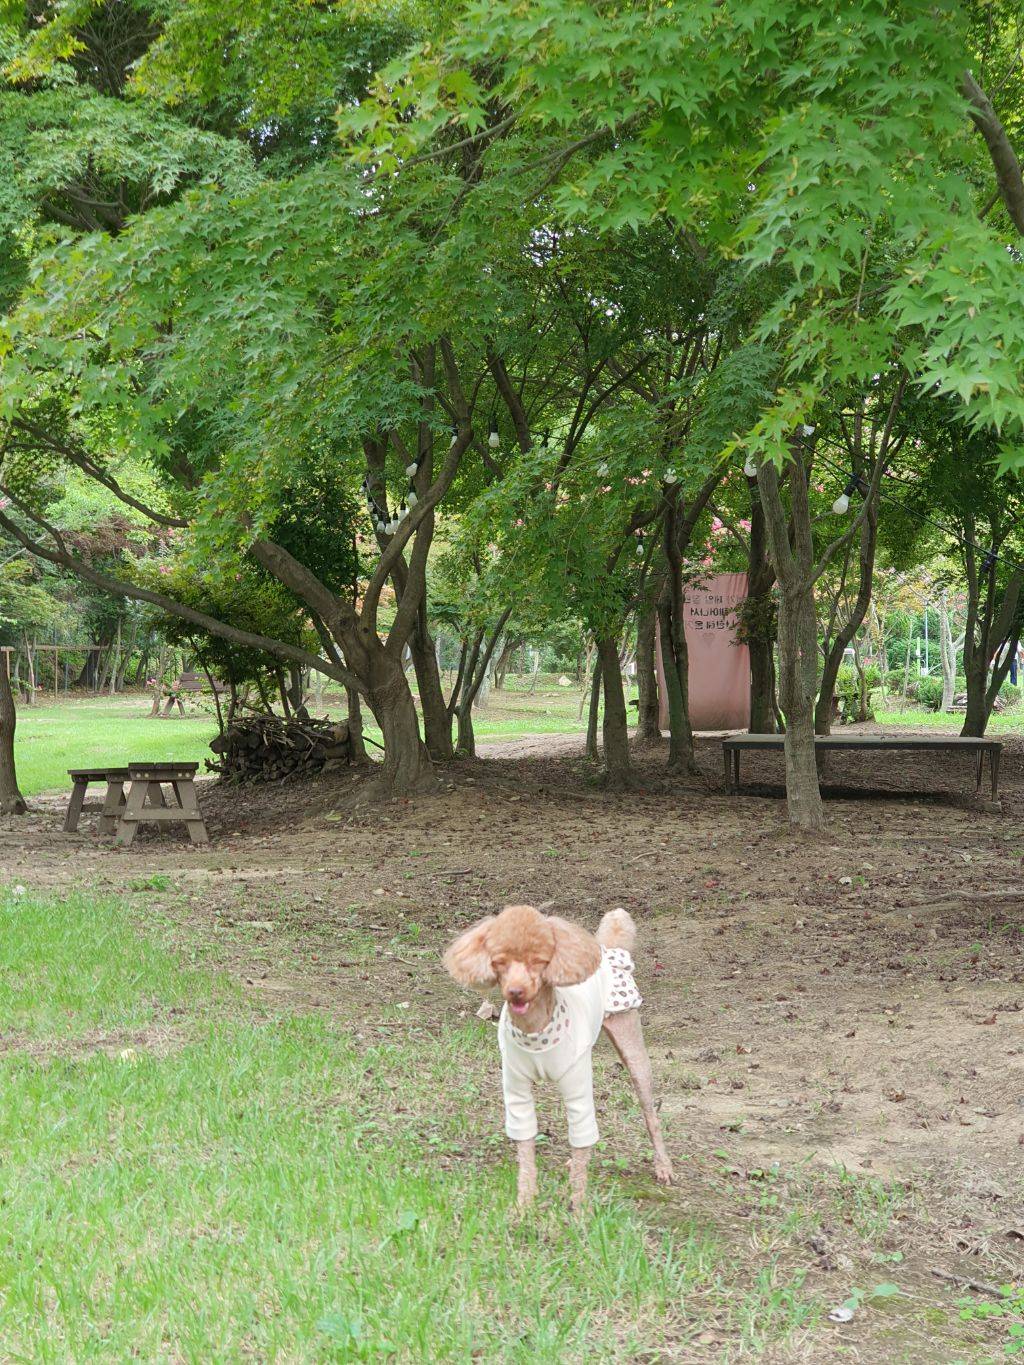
<box><xmin>602</xmin><ymin>1009</ymin><xmax>673</xmax><ymax>1185</ymax></box>
<box><xmin>568</xmin><ymin>1145</ymin><xmax>592</xmax><ymax>1212</ymax></box>
<box><xmin>514</xmin><ymin>1138</ymin><xmax>538</xmax><ymax>1209</ymax></box>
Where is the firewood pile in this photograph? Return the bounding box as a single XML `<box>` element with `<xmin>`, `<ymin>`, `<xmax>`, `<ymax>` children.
<box><xmin>208</xmin><ymin>715</ymin><xmax>351</xmax><ymax>782</ymax></box>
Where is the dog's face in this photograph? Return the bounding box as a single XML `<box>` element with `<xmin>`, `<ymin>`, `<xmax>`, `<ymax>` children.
<box><xmin>444</xmin><ymin>904</ymin><xmax>601</xmax><ymax>1016</ymax></box>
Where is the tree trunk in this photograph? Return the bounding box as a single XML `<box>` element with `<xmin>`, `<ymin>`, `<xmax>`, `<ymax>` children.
<box><xmin>961</xmin><ymin>661</ymin><xmax>989</xmax><ymax>737</ymax></box>
<box><xmin>635</xmin><ymin>603</ymin><xmax>662</xmax><ymax>741</ymax></box>
<box><xmin>939</xmin><ymin>592</ymin><xmax>957</xmax><ymax>713</ymax></box>
<box><xmin>596</xmin><ymin>635</ymin><xmax>630</xmax><ymax>786</ymax></box>
<box><xmin>0</xmin><ymin>658</ymin><xmax>26</xmax><ymax>814</ymax></box>
<box><xmin>409</xmin><ymin>606</ymin><xmax>454</xmax><ymax>761</ymax></box>
<box><xmin>745</xmin><ymin>475</ymin><xmax>777</xmax><ymax>733</ymax></box>
<box><xmin>585</xmin><ymin>662</ymin><xmax>601</xmax><ymax>760</ymax></box>
<box><xmin>346</xmin><ymin>686</ymin><xmax>367</xmax><ymax>763</ymax></box>
<box><xmin>366</xmin><ymin>660</ymin><xmax>435</xmax><ymax>795</ymax></box>
<box><xmin>22</xmin><ymin>634</ymin><xmax>35</xmax><ymax>706</ymax></box>
<box><xmin>657</xmin><ymin>541</ymin><xmax>697</xmax><ymax>775</ymax></box>
<box><xmin>814</xmin><ymin>497</ymin><xmax>879</xmax><ymax>735</ymax></box>
<box><xmin>776</xmin><ymin>579</ymin><xmax>824</xmax><ymax>828</ymax></box>
<box><xmin>758</xmin><ymin>453</ymin><xmax>826</xmax><ymax>831</ymax></box>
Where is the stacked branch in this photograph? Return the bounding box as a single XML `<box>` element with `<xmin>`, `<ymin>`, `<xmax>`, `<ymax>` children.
<box><xmin>208</xmin><ymin>715</ymin><xmax>351</xmax><ymax>782</ymax></box>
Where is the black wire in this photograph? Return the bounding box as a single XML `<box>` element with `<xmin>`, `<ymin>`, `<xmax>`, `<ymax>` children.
<box><xmin>809</xmin><ymin>441</ymin><xmax>1024</xmax><ymax>577</ymax></box>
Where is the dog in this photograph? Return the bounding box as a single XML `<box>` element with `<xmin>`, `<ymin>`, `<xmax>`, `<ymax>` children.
<box><xmin>444</xmin><ymin>904</ymin><xmax>673</xmax><ymax>1209</ymax></box>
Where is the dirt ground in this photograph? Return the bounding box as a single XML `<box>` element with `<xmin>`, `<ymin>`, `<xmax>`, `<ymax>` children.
<box><xmin>6</xmin><ymin>726</ymin><xmax>1024</xmax><ymax>1361</ymax></box>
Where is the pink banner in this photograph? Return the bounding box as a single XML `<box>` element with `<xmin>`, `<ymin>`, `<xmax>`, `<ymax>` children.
<box><xmin>657</xmin><ymin>572</ymin><xmax>750</xmax><ymax>731</ymax></box>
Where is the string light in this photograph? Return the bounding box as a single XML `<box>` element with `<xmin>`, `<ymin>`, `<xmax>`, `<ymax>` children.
<box><xmin>664</xmin><ymin>468</ymin><xmax>678</xmax><ymax>485</ymax></box>
<box><xmin>488</xmin><ymin>419</ymin><xmax>500</xmax><ymax>450</ymax></box>
<box><xmin>743</xmin><ymin>456</ymin><xmax>758</xmax><ymax>478</ymax></box>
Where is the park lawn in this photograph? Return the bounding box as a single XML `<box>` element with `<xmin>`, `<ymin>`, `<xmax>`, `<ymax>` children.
<box><xmin>13</xmin><ymin>697</ymin><xmax>219</xmax><ymax>797</ymax></box>
<box><xmin>13</xmin><ymin>689</ymin><xmax>608</xmax><ymax>798</ymax></box>
<box><xmin>0</xmin><ymin>888</ymin><xmax>751</xmax><ymax>1361</ymax></box>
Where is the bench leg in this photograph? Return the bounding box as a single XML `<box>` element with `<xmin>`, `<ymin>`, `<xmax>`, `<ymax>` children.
<box><xmin>114</xmin><ymin>780</ymin><xmax>150</xmax><ymax>848</ymax></box>
<box><xmin>174</xmin><ymin>780</ymin><xmax>209</xmax><ymax>845</ymax></box>
<box><xmin>991</xmin><ymin>748</ymin><xmax>1001</xmax><ymax>801</ymax></box>
<box><xmin>723</xmin><ymin>747</ymin><xmax>732</xmax><ymax>792</ymax></box>
<box><xmin>975</xmin><ymin>750</ymin><xmax>984</xmax><ymax>791</ymax></box>
<box><xmin>63</xmin><ymin>778</ymin><xmax>88</xmax><ymax>833</ymax></box>
<box><xmin>98</xmin><ymin>780</ymin><xmax>126</xmax><ymax>835</ymax></box>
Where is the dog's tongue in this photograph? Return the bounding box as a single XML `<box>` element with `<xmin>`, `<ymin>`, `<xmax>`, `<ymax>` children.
<box><xmin>509</xmin><ymin>1001</ymin><xmax>530</xmax><ymax>1016</ymax></box>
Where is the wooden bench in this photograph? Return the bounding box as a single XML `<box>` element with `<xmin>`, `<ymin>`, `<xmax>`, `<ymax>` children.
<box><xmin>115</xmin><ymin>762</ymin><xmax>209</xmax><ymax>847</ymax></box>
<box><xmin>722</xmin><ymin>733</ymin><xmax>1003</xmax><ymax>801</ymax></box>
<box><xmin>64</xmin><ymin>768</ymin><xmax>136</xmax><ymax>833</ymax></box>
<box><xmin>161</xmin><ymin>670</ymin><xmax>226</xmax><ymax>715</ymax></box>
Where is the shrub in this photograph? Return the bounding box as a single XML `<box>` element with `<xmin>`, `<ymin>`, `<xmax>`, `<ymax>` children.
<box><xmin>915</xmin><ymin>676</ymin><xmax>944</xmax><ymax>711</ymax></box>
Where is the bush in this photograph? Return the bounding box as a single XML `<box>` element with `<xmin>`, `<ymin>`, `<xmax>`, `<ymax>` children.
<box><xmin>915</xmin><ymin>676</ymin><xmax>944</xmax><ymax>711</ymax></box>
<box><xmin>1000</xmin><ymin>682</ymin><xmax>1022</xmax><ymax>709</ymax></box>
<box><xmin>834</xmin><ymin>663</ymin><xmax>878</xmax><ymax>722</ymax></box>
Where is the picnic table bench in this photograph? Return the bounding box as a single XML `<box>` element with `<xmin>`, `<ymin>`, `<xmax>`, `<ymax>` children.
<box><xmin>64</xmin><ymin>762</ymin><xmax>209</xmax><ymax>845</ymax></box>
<box><xmin>722</xmin><ymin>733</ymin><xmax>1003</xmax><ymax>800</ymax></box>
<box><xmin>161</xmin><ymin>670</ymin><xmax>226</xmax><ymax>715</ymax></box>
<box><xmin>63</xmin><ymin>767</ymin><xmax>132</xmax><ymax>834</ymax></box>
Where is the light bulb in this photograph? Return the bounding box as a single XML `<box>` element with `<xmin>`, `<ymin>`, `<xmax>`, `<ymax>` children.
<box><xmin>664</xmin><ymin>469</ymin><xmax>678</xmax><ymax>485</ymax></box>
<box><xmin>635</xmin><ymin>541</ymin><xmax>644</xmax><ymax>557</ymax></box>
<box><xmin>488</xmin><ymin>428</ymin><xmax>500</xmax><ymax>449</ymax></box>
<box><xmin>832</xmin><ymin>493</ymin><xmax>850</xmax><ymax>515</ymax></box>
<box><xmin>597</xmin><ymin>462</ymin><xmax>609</xmax><ymax>476</ymax></box>
<box><xmin>407</xmin><ymin>490</ymin><xmax>418</xmax><ymax>507</ymax></box>
<box><xmin>406</xmin><ymin>462</ymin><xmax>418</xmax><ymax>478</ymax></box>
<box><xmin>802</xmin><ymin>424</ymin><xmax>815</xmax><ymax>437</ymax></box>
<box><xmin>743</xmin><ymin>457</ymin><xmax>758</xmax><ymax>478</ymax></box>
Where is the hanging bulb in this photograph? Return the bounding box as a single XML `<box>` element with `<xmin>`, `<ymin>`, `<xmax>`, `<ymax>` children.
<box><xmin>831</xmin><ymin>493</ymin><xmax>850</xmax><ymax>515</ymax></box>
<box><xmin>407</xmin><ymin>490</ymin><xmax>418</xmax><ymax>507</ymax></box>
<box><xmin>597</xmin><ymin>462</ymin><xmax>609</xmax><ymax>476</ymax></box>
<box><xmin>635</xmin><ymin>539</ymin><xmax>645</xmax><ymax>557</ymax></box>
<box><xmin>449</xmin><ymin>427</ymin><xmax>458</xmax><ymax>448</ymax></box>
<box><xmin>743</xmin><ymin>456</ymin><xmax>758</xmax><ymax>478</ymax></box>
<box><xmin>398</xmin><ymin>502</ymin><xmax>408</xmax><ymax>521</ymax></box>
<box><xmin>375</xmin><ymin>518</ymin><xmax>386</xmax><ymax>533</ymax></box>
<box><xmin>801</xmin><ymin>424</ymin><xmax>815</xmax><ymax>437</ymax></box>
<box><xmin>406</xmin><ymin>461</ymin><xmax>418</xmax><ymax>478</ymax></box>
<box><xmin>488</xmin><ymin>424</ymin><xmax>500</xmax><ymax>449</ymax></box>
<box><xmin>664</xmin><ymin>468</ymin><xmax>678</xmax><ymax>485</ymax></box>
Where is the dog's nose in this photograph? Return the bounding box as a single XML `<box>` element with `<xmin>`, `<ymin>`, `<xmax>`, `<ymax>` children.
<box><xmin>508</xmin><ymin>988</ymin><xmax>524</xmax><ymax>1003</ymax></box>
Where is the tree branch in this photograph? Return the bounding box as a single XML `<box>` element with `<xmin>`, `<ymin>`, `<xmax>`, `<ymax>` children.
<box><xmin>962</xmin><ymin>70</ymin><xmax>1024</xmax><ymax>236</ymax></box>
<box><xmin>0</xmin><ymin>498</ymin><xmax>359</xmax><ymax>689</ymax></box>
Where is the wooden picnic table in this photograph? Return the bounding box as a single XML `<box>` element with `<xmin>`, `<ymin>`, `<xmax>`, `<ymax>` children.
<box><xmin>64</xmin><ymin>767</ymin><xmax>133</xmax><ymax>834</ymax></box>
<box><xmin>115</xmin><ymin>762</ymin><xmax>209</xmax><ymax>847</ymax></box>
<box><xmin>722</xmin><ymin>733</ymin><xmax>1003</xmax><ymax>801</ymax></box>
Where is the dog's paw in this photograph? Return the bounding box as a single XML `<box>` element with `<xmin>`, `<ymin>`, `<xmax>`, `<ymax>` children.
<box><xmin>654</xmin><ymin>1157</ymin><xmax>674</xmax><ymax>1186</ymax></box>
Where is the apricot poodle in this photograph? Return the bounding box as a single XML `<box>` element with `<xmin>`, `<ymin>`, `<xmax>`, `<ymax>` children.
<box><xmin>444</xmin><ymin>903</ymin><xmax>673</xmax><ymax>1209</ymax></box>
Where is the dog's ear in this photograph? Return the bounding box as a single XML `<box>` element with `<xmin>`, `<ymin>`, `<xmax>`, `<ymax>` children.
<box><xmin>543</xmin><ymin>916</ymin><xmax>601</xmax><ymax>986</ymax></box>
<box><xmin>443</xmin><ymin>916</ymin><xmax>497</xmax><ymax>986</ymax></box>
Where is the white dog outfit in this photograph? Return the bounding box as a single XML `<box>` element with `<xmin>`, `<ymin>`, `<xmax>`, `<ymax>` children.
<box><xmin>498</xmin><ymin>946</ymin><xmax>642</xmax><ymax>1148</ymax></box>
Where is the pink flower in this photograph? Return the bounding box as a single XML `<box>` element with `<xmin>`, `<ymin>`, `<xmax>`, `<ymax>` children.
<box><xmin>514</xmin><ymin>519</ymin><xmax>524</xmax><ymax>527</ymax></box>
<box><xmin>600</xmin><ymin>485</ymin><xmax>612</xmax><ymax>493</ymax></box>
<box><xmin>640</xmin><ymin>469</ymin><xmax>651</xmax><ymax>477</ymax></box>
<box><xmin>158</xmin><ymin>565</ymin><xmax>170</xmax><ymax>575</ymax></box>
<box><xmin>738</xmin><ymin>518</ymin><xmax>751</xmax><ymax>532</ymax></box>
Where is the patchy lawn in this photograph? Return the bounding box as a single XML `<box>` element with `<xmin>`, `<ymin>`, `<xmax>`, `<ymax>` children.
<box><xmin>1</xmin><ymin>724</ymin><xmax>1021</xmax><ymax>1358</ymax></box>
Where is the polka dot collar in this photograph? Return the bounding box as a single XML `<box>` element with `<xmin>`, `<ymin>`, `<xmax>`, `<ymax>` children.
<box><xmin>507</xmin><ymin>999</ymin><xmax>570</xmax><ymax>1052</ymax></box>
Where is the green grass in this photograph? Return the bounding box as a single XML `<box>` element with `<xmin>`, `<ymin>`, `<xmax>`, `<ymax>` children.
<box><xmin>14</xmin><ymin>697</ymin><xmax>218</xmax><ymax>797</ymax></box>
<box><xmin>12</xmin><ymin>689</ymin><xmax>610</xmax><ymax>797</ymax></box>
<box><xmin>0</xmin><ymin>889</ymin><xmax>725</xmax><ymax>1360</ymax></box>
<box><xmin>875</xmin><ymin>704</ymin><xmax>1023</xmax><ymax>733</ymax></box>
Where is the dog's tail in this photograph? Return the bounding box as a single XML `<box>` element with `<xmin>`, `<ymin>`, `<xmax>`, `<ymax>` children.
<box><xmin>596</xmin><ymin>907</ymin><xmax>636</xmax><ymax>953</ymax></box>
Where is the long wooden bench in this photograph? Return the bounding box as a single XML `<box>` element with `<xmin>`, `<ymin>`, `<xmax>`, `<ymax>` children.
<box><xmin>722</xmin><ymin>733</ymin><xmax>1003</xmax><ymax>800</ymax></box>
